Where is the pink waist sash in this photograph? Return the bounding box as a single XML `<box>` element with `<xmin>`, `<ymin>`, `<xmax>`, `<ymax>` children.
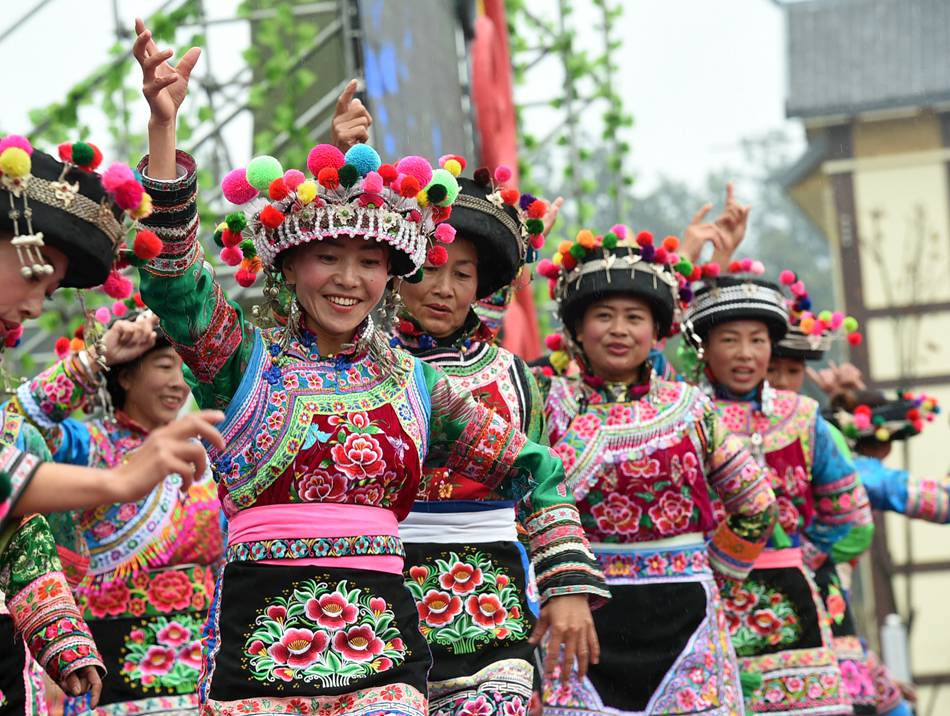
<box><xmin>753</xmin><ymin>547</ymin><xmax>803</xmax><ymax>570</ymax></box>
<box><xmin>227</xmin><ymin>503</ymin><xmax>404</xmax><ymax>575</ymax></box>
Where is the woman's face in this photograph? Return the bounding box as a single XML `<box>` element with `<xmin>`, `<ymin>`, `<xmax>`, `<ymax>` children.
<box><xmin>576</xmin><ymin>295</ymin><xmax>656</xmax><ymax>383</ymax></box>
<box><xmin>705</xmin><ymin>320</ymin><xmax>772</xmax><ymax>394</ymax></box>
<box><xmin>399</xmin><ymin>238</ymin><xmax>478</xmax><ymax>337</ymax></box>
<box><xmin>119</xmin><ymin>347</ymin><xmax>189</xmax><ymax>431</ymax></box>
<box><xmin>282</xmin><ymin>237</ymin><xmax>390</xmax><ymax>354</ymax></box>
<box><xmin>767</xmin><ymin>357</ymin><xmax>806</xmax><ymax>393</ymax></box>
<box><xmin>0</xmin><ymin>237</ymin><xmax>68</xmax><ymax>341</ymax></box>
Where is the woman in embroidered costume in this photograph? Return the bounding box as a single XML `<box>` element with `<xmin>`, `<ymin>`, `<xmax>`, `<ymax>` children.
<box><xmin>0</xmin><ymin>134</ymin><xmax>224</xmax><ymax>714</ymax></box>
<box><xmin>11</xmin><ymin>310</ymin><xmax>225</xmax><ymax>715</ymax></box>
<box><xmin>534</xmin><ymin>227</ymin><xmax>776</xmax><ymax>715</ymax></box>
<box><xmin>131</xmin><ymin>21</ymin><xmax>581</xmax><ymax>716</ymax></box>
<box><xmin>681</xmin><ymin>263</ymin><xmax>874</xmax><ymax>715</ymax></box>
<box><xmin>392</xmin><ymin>168</ymin><xmax>606</xmax><ymax>714</ymax></box>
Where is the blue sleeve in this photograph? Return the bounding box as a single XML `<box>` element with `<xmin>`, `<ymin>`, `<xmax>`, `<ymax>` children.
<box><xmin>855</xmin><ymin>456</ymin><xmax>909</xmax><ymax>514</ymax></box>
<box><xmin>50</xmin><ymin>419</ymin><xmax>92</xmax><ymax>467</ymax></box>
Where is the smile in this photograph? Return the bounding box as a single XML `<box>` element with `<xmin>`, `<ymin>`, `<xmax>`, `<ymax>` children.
<box><xmin>326</xmin><ymin>296</ymin><xmax>359</xmax><ymax>307</ymax></box>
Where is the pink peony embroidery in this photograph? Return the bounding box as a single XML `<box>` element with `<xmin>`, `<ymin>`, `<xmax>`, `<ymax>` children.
<box><xmin>332</xmin><ymin>624</ymin><xmax>384</xmax><ymax>661</ymax></box>
<box><xmin>267</xmin><ymin>627</ymin><xmax>329</xmax><ymax>668</ymax></box>
<box><xmin>304</xmin><ymin>592</ymin><xmax>358</xmax><ymax>630</ymax></box>
<box><xmin>590</xmin><ymin>492</ymin><xmax>642</xmax><ymax>536</ymax></box>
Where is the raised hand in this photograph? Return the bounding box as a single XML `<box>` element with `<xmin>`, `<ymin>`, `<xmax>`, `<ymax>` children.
<box><xmin>133</xmin><ymin>17</ymin><xmax>200</xmax><ymax>127</ymax></box>
<box><xmin>542</xmin><ymin>196</ymin><xmax>565</xmax><ymax>238</ymax></box>
<box><xmin>712</xmin><ymin>181</ymin><xmax>751</xmax><ymax>264</ymax></box>
<box><xmin>682</xmin><ymin>203</ymin><xmax>728</xmax><ymax>262</ymax></box>
<box><xmin>95</xmin><ymin>311</ymin><xmax>160</xmax><ymax>367</ymax></box>
<box><xmin>331</xmin><ymin>79</ymin><xmax>373</xmax><ymax>151</ymax></box>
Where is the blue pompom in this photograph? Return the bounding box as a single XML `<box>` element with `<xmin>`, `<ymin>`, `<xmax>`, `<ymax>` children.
<box><xmin>799</xmin><ymin>297</ymin><xmax>812</xmax><ymax>310</ymax></box>
<box><xmin>344</xmin><ymin>144</ymin><xmax>381</xmax><ymax>177</ymax></box>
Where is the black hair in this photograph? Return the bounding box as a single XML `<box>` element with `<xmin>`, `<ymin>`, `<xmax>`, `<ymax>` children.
<box><xmin>102</xmin><ymin>311</ymin><xmax>172</xmax><ymax>410</ymax></box>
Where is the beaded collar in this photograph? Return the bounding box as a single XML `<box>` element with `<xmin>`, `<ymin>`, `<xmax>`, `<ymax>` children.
<box><xmin>706</xmin><ymin>373</ymin><xmax>778</xmax><ymax>464</ymax></box>
<box><xmin>275</xmin><ymin>315</ymin><xmax>375</xmax><ymax>364</ymax></box>
<box><xmin>576</xmin><ymin>361</ymin><xmax>655</xmax><ymax>408</ymax></box>
<box><xmin>391</xmin><ymin>308</ymin><xmax>494</xmax><ymax>352</ymax></box>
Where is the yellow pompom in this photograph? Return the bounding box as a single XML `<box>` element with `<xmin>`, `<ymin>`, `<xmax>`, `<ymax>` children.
<box><xmin>557</xmin><ymin>240</ymin><xmax>573</xmax><ymax>255</ymax></box>
<box><xmin>550</xmin><ymin>350</ymin><xmax>570</xmax><ymax>374</ymax></box>
<box><xmin>296</xmin><ymin>180</ymin><xmax>317</xmax><ymax>205</ymax></box>
<box><xmin>577</xmin><ymin>229</ymin><xmax>596</xmax><ymax>249</ymax></box>
<box><xmin>875</xmin><ymin>427</ymin><xmax>890</xmax><ymax>442</ymax></box>
<box><xmin>216</xmin><ymin>221</ymin><xmax>228</xmax><ymax>233</ymax></box>
<box><xmin>416</xmin><ymin>189</ymin><xmax>429</xmax><ymax>208</ymax></box>
<box><xmin>0</xmin><ymin>147</ymin><xmax>31</xmax><ymax>179</ymax></box>
<box><xmin>130</xmin><ymin>192</ymin><xmax>153</xmax><ymax>219</ymax></box>
<box><xmin>923</xmin><ymin>399</ymin><xmax>934</xmax><ymax>411</ymax></box>
<box><xmin>552</xmin><ymin>252</ymin><xmax>563</xmax><ymax>266</ymax></box>
<box><xmin>443</xmin><ymin>159</ymin><xmax>462</xmax><ymax>177</ymax></box>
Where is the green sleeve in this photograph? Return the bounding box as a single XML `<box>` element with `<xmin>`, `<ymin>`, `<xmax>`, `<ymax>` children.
<box><xmin>137</xmin><ymin>150</ymin><xmax>255</xmax><ymax>409</ymax></box>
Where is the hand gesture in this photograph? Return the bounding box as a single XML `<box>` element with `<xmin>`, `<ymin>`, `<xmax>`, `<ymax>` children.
<box><xmin>112</xmin><ymin>410</ymin><xmax>225</xmax><ymax>502</ymax></box>
<box><xmin>712</xmin><ymin>181</ymin><xmax>751</xmax><ymax>263</ymax></box>
<box><xmin>682</xmin><ymin>203</ymin><xmax>728</xmax><ymax>262</ymax></box>
<box><xmin>806</xmin><ymin>360</ymin><xmax>866</xmax><ymax>398</ymax></box>
<box><xmin>60</xmin><ymin>666</ymin><xmax>102</xmax><ymax>708</ymax></box>
<box><xmin>96</xmin><ymin>312</ymin><xmax>160</xmax><ymax>367</ymax></box>
<box><xmin>542</xmin><ymin>196</ymin><xmax>564</xmax><ymax>238</ymax></box>
<box><xmin>133</xmin><ymin>17</ymin><xmax>201</xmax><ymax>127</ymax></box>
<box><xmin>529</xmin><ymin>594</ymin><xmax>600</xmax><ymax>680</ymax></box>
<box><xmin>331</xmin><ymin>80</ymin><xmax>373</xmax><ymax>151</ymax></box>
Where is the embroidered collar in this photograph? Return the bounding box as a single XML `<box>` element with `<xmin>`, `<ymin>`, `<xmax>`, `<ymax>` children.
<box><xmin>113</xmin><ymin>409</ymin><xmax>150</xmax><ymax>436</ymax></box>
<box><xmin>706</xmin><ymin>373</ymin><xmax>777</xmax><ymax>416</ymax></box>
<box><xmin>579</xmin><ymin>361</ymin><xmax>654</xmax><ymax>404</ymax></box>
<box><xmin>274</xmin><ymin>316</ymin><xmax>374</xmax><ymax>364</ymax></box>
<box><xmin>392</xmin><ymin>308</ymin><xmax>494</xmax><ymax>352</ymax></box>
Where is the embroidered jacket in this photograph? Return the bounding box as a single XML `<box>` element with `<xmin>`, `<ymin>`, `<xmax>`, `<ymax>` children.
<box><xmin>713</xmin><ymin>385</ymin><xmax>874</xmax><ymax>565</ymax></box>
<box><xmin>0</xmin><ymin>406</ymin><xmax>103</xmax><ymax>685</ymax></box>
<box><xmin>542</xmin><ymin>374</ymin><xmax>777</xmax><ymax>581</ymax></box>
<box><xmin>394</xmin><ymin>319</ymin><xmax>608</xmax><ymax>602</ymax></box>
<box><xmin>136</xmin><ymin>152</ymin><xmax>573</xmax><ymax>595</ymax></box>
<box><xmin>853</xmin><ymin>456</ymin><xmax>950</xmax><ymax>523</ymax></box>
<box><xmin>12</xmin><ymin>357</ymin><xmax>224</xmax><ymax>614</ymax></box>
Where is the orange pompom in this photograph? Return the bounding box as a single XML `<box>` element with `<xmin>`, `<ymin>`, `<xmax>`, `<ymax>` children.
<box><xmin>317</xmin><ymin>166</ymin><xmax>340</xmax><ymax>189</ymax></box>
<box><xmin>269</xmin><ymin>177</ymin><xmax>289</xmax><ymax>200</ymax></box>
<box><xmin>398</xmin><ymin>175</ymin><xmax>420</xmax><ymax>198</ymax></box>
<box><xmin>500</xmin><ymin>188</ymin><xmax>520</xmax><ymax>205</ymax></box>
<box><xmin>527</xmin><ymin>199</ymin><xmax>548</xmax><ymax>219</ymax></box>
<box><xmin>662</xmin><ymin>236</ymin><xmax>679</xmax><ymax>252</ymax></box>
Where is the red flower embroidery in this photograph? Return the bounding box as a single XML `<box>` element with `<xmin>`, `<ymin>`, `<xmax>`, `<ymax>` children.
<box><xmin>439</xmin><ymin>561</ymin><xmax>484</xmax><ymax>595</ymax></box>
<box><xmin>408</xmin><ymin>566</ymin><xmax>429</xmax><ymax>584</ymax></box>
<box><xmin>247</xmin><ymin>639</ymin><xmax>267</xmax><ymax>656</ymax></box>
<box><xmin>295</xmin><ymin>468</ymin><xmax>348</xmax><ymax>502</ymax></box>
<box><xmin>157</xmin><ymin>621</ymin><xmax>191</xmax><ymax>647</ymax></box>
<box><xmin>417</xmin><ymin>590</ymin><xmax>462</xmax><ymax>626</ymax></box>
<box><xmin>147</xmin><ymin>570</ymin><xmax>194</xmax><ymax>613</ymax></box>
<box><xmin>648</xmin><ymin>492</ymin><xmax>695</xmax><ymax>536</ymax></box>
<box><xmin>725</xmin><ymin>587</ymin><xmax>758</xmax><ymax>613</ymax></box>
<box><xmin>570</xmin><ymin>413</ymin><xmax>601</xmax><ymax>440</ymax></box>
<box><xmin>748</xmin><ymin>608</ymin><xmax>783</xmax><ymax>637</ymax></box>
<box><xmin>350</xmin><ymin>482</ymin><xmax>386</xmax><ymax>506</ymax></box>
<box><xmin>589</xmin><ymin>493</ymin><xmax>642</xmax><ymax>536</ymax></box>
<box><xmin>332</xmin><ymin>625</ymin><xmax>384</xmax><ymax>661</ymax></box>
<box><xmin>266</xmin><ymin>605</ymin><xmax>287</xmax><ymax>622</ymax></box>
<box><xmin>777</xmin><ymin>497</ymin><xmax>801</xmax><ymax>532</ymax></box>
<box><xmin>139</xmin><ymin>645</ymin><xmax>176</xmax><ymax>675</ymax></box>
<box><xmin>465</xmin><ymin>593</ymin><xmax>508</xmax><ymax>628</ymax></box>
<box><xmin>553</xmin><ymin>443</ymin><xmax>577</xmax><ymax>472</ymax></box>
<box><xmin>618</xmin><ymin>457</ymin><xmax>660</xmax><ymax>479</ymax></box>
<box><xmin>268</xmin><ymin>627</ymin><xmax>329</xmax><ymax>668</ymax></box>
<box><xmin>330</xmin><ymin>433</ymin><xmax>385</xmax><ymax>480</ymax></box>
<box><xmin>87</xmin><ymin>579</ymin><xmax>130</xmax><ymax>618</ymax></box>
<box><xmin>178</xmin><ymin>640</ymin><xmax>203</xmax><ymax>668</ymax></box>
<box><xmin>369</xmin><ymin>597</ymin><xmax>387</xmax><ymax>615</ymax></box>
<box><xmin>304</xmin><ymin>593</ymin><xmax>358</xmax><ymax>630</ymax></box>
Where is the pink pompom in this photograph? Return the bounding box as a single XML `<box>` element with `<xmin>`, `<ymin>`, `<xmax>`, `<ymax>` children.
<box><xmin>362</xmin><ymin>171</ymin><xmax>383</xmax><ymax>194</ymax></box>
<box><xmin>112</xmin><ymin>301</ymin><xmax>129</xmax><ymax>317</ymax></box>
<box><xmin>283</xmin><ymin>169</ymin><xmax>306</xmax><ymax>190</ymax></box>
<box><xmin>703</xmin><ymin>263</ymin><xmax>721</xmax><ymax>278</ymax></box>
<box><xmin>113</xmin><ymin>180</ymin><xmax>144</xmax><ymax>211</ymax></box>
<box><xmin>739</xmin><ymin>257</ymin><xmax>753</xmax><ymax>272</ymax></box>
<box><xmin>220</xmin><ymin>245</ymin><xmax>244</xmax><ymax>266</ymax></box>
<box><xmin>222</xmin><ymin>168</ymin><xmax>259</xmax><ymax>204</ymax></box>
<box><xmin>610</xmin><ymin>224</ymin><xmax>627</xmax><ymax>240</ymax></box>
<box><xmin>537</xmin><ymin>258</ymin><xmax>557</xmax><ymax>279</ymax></box>
<box><xmin>854</xmin><ymin>413</ymin><xmax>871</xmax><ymax>430</ymax></box>
<box><xmin>779</xmin><ymin>269</ymin><xmax>796</xmax><ymax>285</ymax></box>
<box><xmin>830</xmin><ymin>312</ymin><xmax>844</xmax><ymax>330</ymax></box>
<box><xmin>0</xmin><ymin>135</ymin><xmax>32</xmax><ymax>155</ymax></box>
<box><xmin>307</xmin><ymin>144</ymin><xmax>345</xmax><ymax>176</ymax></box>
<box><xmin>750</xmin><ymin>260</ymin><xmax>765</xmax><ymax>275</ymax></box>
<box><xmin>235</xmin><ymin>268</ymin><xmax>258</xmax><ymax>287</ymax></box>
<box><xmin>531</xmin><ymin>234</ymin><xmax>545</xmax><ymax>249</ymax></box>
<box><xmin>95</xmin><ymin>307</ymin><xmax>112</xmax><ymax>324</ymax></box>
<box><xmin>434</xmin><ymin>223</ymin><xmax>456</xmax><ymax>244</ymax></box>
<box><xmin>810</xmin><ymin>321</ymin><xmax>826</xmax><ymax>336</ymax></box>
<box><xmin>494</xmin><ymin>165</ymin><xmax>513</xmax><ymax>184</ymax></box>
<box><xmin>102</xmin><ymin>270</ymin><xmax>133</xmax><ymax>299</ymax></box>
<box><xmin>790</xmin><ymin>280</ymin><xmax>806</xmax><ymax>297</ymax></box>
<box><xmin>101</xmin><ymin>163</ymin><xmax>135</xmax><ymax>192</ymax></box>
<box><xmin>545</xmin><ymin>334</ymin><xmax>563</xmax><ymax>351</ymax></box>
<box><xmin>396</xmin><ymin>156</ymin><xmax>433</xmax><ymax>188</ymax></box>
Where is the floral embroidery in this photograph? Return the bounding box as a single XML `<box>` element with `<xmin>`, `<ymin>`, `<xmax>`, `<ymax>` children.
<box><xmin>648</xmin><ymin>492</ymin><xmax>695</xmax><ymax>536</ymax></box>
<box><xmin>589</xmin><ymin>493</ymin><xmax>642</xmax><ymax>537</ymax></box>
<box><xmin>227</xmin><ymin>534</ymin><xmax>404</xmax><ymax>563</ymax></box>
<box><xmin>721</xmin><ymin>580</ymin><xmax>802</xmax><ymax>654</ymax></box>
<box><xmin>244</xmin><ymin>579</ymin><xmax>406</xmax><ymax>688</ymax></box>
<box><xmin>120</xmin><ymin>613</ymin><xmax>206</xmax><ymax>692</ymax></box>
<box><xmin>405</xmin><ymin>548</ymin><xmax>527</xmax><ymax>654</ymax></box>
<box><xmin>77</xmin><ymin>565</ymin><xmax>216</xmax><ymax>621</ymax></box>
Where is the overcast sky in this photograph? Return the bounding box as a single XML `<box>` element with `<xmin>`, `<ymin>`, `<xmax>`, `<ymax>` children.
<box><xmin>0</xmin><ymin>0</ymin><xmax>799</xmax><ymax>195</ymax></box>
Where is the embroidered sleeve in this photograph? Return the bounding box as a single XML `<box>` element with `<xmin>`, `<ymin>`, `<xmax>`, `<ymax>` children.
<box><xmin>421</xmin><ymin>361</ymin><xmax>609</xmax><ymax>605</ymax></box>
<box><xmin>137</xmin><ymin>150</ymin><xmax>254</xmax><ymax>410</ymax></box>
<box><xmin>0</xmin><ymin>515</ymin><xmax>102</xmax><ymax>682</ymax></box>
<box><xmin>857</xmin><ymin>458</ymin><xmax>950</xmax><ymax>524</ymax></box>
<box><xmin>0</xmin><ymin>444</ymin><xmax>42</xmax><ymax>530</ymax></box>
<box><xmin>805</xmin><ymin>416</ymin><xmax>874</xmax><ymax>564</ymax></box>
<box><xmin>704</xmin><ymin>408</ymin><xmax>777</xmax><ymax>581</ymax></box>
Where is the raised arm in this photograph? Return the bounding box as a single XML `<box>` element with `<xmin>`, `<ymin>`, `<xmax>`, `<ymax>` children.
<box><xmin>857</xmin><ymin>457</ymin><xmax>950</xmax><ymax>523</ymax></box>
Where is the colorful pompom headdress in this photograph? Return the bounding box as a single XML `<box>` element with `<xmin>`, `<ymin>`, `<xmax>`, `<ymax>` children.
<box><xmin>0</xmin><ymin>135</ymin><xmax>155</xmax><ymax>289</ymax></box>
<box><xmin>449</xmin><ymin>163</ymin><xmax>548</xmax><ymax>299</ymax></box>
<box><xmin>832</xmin><ymin>391</ymin><xmax>939</xmax><ymax>443</ymax></box>
<box><xmin>215</xmin><ymin>143</ymin><xmax>462</xmax><ymax>287</ymax></box>
<box><xmin>682</xmin><ymin>259</ymin><xmax>791</xmax><ymax>351</ymax></box>
<box><xmin>539</xmin><ymin>227</ymin><xmax>699</xmax><ymax>341</ymax></box>
<box><xmin>771</xmin><ymin>270</ymin><xmax>861</xmax><ymax>361</ymax></box>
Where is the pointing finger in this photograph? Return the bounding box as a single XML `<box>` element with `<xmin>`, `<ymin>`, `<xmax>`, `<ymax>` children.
<box><xmin>336</xmin><ymin>79</ymin><xmax>359</xmax><ymax>114</ymax></box>
<box><xmin>690</xmin><ymin>203</ymin><xmax>713</xmax><ymax>225</ymax></box>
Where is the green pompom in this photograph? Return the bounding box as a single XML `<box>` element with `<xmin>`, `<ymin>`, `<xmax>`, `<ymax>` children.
<box><xmin>818</xmin><ymin>310</ymin><xmax>832</xmax><ymax>323</ymax></box>
<box><xmin>844</xmin><ymin>424</ymin><xmax>858</xmax><ymax>439</ymax></box>
<box><xmin>426</xmin><ymin>168</ymin><xmax>460</xmax><ymax>207</ymax></box>
<box><xmin>405</xmin><ymin>268</ymin><xmax>425</xmax><ymax>283</ymax></box>
<box><xmin>71</xmin><ymin>142</ymin><xmax>94</xmax><ymax>166</ymax></box>
<box><xmin>569</xmin><ymin>243</ymin><xmax>587</xmax><ymax>259</ymax></box>
<box><xmin>212</xmin><ymin>228</ymin><xmax>225</xmax><ymax>247</ymax></box>
<box><xmin>602</xmin><ymin>233</ymin><xmax>618</xmax><ymax>249</ymax></box>
<box><xmin>873</xmin><ymin>415</ymin><xmax>885</xmax><ymax>426</ymax></box>
<box><xmin>426</xmin><ymin>184</ymin><xmax>447</xmax><ymax>203</ymax></box>
<box><xmin>843</xmin><ymin>316</ymin><xmax>859</xmax><ymax>333</ymax></box>
<box><xmin>675</xmin><ymin>258</ymin><xmax>693</xmax><ymax>277</ymax></box>
<box><xmin>338</xmin><ymin>164</ymin><xmax>360</xmax><ymax>188</ymax></box>
<box><xmin>526</xmin><ymin>218</ymin><xmax>544</xmax><ymax>235</ymax></box>
<box><xmin>240</xmin><ymin>239</ymin><xmax>257</xmax><ymax>258</ymax></box>
<box><xmin>246</xmin><ymin>155</ymin><xmax>284</xmax><ymax>191</ymax></box>
<box><xmin>226</xmin><ymin>212</ymin><xmax>247</xmax><ymax>232</ymax></box>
